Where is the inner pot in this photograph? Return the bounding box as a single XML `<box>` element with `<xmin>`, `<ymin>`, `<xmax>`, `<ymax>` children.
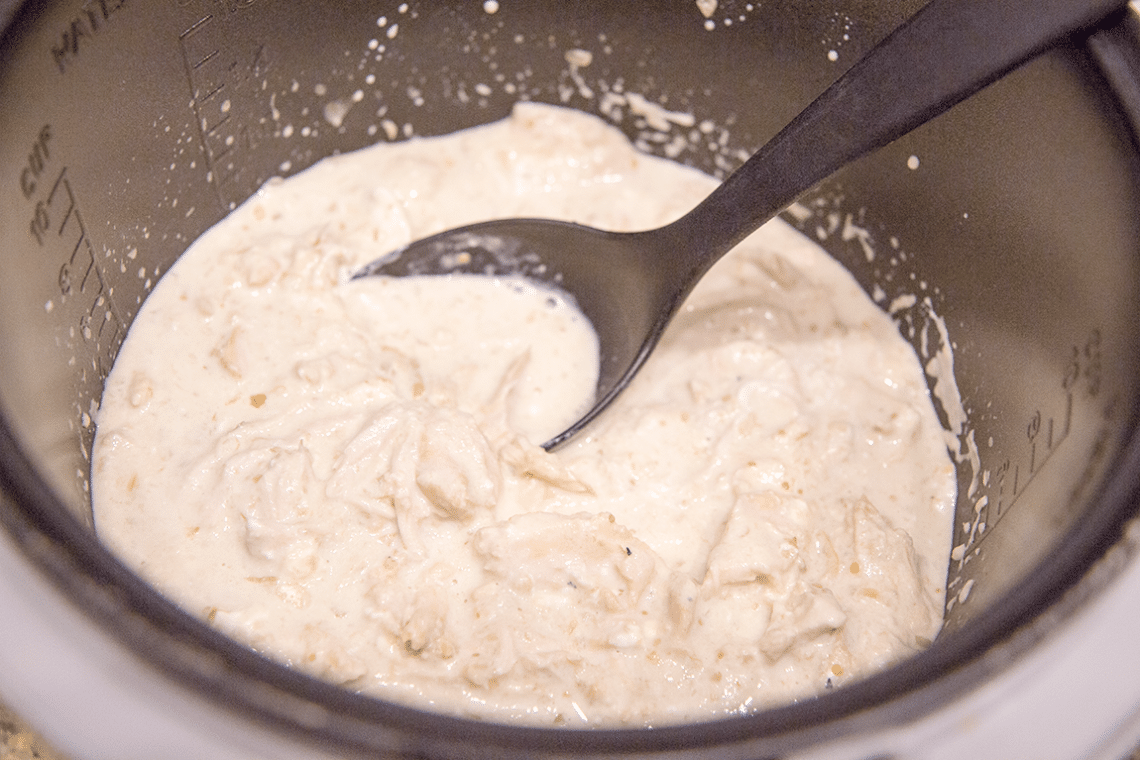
<box><xmin>2</xmin><ymin>1</ymin><xmax>1140</xmax><ymax>757</ymax></box>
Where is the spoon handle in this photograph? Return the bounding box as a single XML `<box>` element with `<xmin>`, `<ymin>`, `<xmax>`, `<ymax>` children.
<box><xmin>665</xmin><ymin>0</ymin><xmax>1130</xmax><ymax>277</ymax></box>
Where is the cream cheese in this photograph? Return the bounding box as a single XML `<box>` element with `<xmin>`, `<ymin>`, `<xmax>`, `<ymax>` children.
<box><xmin>92</xmin><ymin>102</ymin><xmax>956</xmax><ymax>727</ymax></box>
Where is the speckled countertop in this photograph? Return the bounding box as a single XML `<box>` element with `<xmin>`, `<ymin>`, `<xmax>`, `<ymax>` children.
<box><xmin>0</xmin><ymin>698</ymin><xmax>66</xmax><ymax>760</ymax></box>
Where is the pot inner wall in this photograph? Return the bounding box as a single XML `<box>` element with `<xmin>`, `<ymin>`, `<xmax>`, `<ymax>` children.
<box><xmin>1</xmin><ymin>0</ymin><xmax>1139</xmax><ymax>751</ymax></box>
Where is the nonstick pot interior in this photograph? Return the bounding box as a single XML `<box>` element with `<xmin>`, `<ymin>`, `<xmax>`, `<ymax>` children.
<box><xmin>2</xmin><ymin>2</ymin><xmax>1140</xmax><ymax>757</ymax></box>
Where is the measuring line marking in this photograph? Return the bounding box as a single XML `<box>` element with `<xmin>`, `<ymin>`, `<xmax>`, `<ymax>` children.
<box><xmin>191</xmin><ymin>48</ymin><xmax>220</xmax><ymax>70</ymax></box>
<box><xmin>204</xmin><ymin>113</ymin><xmax>233</xmax><ymax>138</ymax></box>
<box><xmin>179</xmin><ymin>12</ymin><xmax>214</xmax><ymax>41</ymax></box>
<box><xmin>974</xmin><ymin>391</ymin><xmax>1074</xmax><ymax>553</ymax></box>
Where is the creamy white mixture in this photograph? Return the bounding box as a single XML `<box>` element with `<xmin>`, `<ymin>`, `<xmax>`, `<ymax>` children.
<box><xmin>92</xmin><ymin>103</ymin><xmax>956</xmax><ymax>726</ymax></box>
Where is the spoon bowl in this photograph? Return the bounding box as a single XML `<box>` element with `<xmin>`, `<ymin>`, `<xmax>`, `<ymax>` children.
<box><xmin>358</xmin><ymin>0</ymin><xmax>1128</xmax><ymax>450</ymax></box>
<box><xmin>356</xmin><ymin>219</ymin><xmax>680</xmax><ymax>449</ymax></box>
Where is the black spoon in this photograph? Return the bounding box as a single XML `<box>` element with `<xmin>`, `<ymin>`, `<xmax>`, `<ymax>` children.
<box><xmin>357</xmin><ymin>0</ymin><xmax>1129</xmax><ymax>450</ymax></box>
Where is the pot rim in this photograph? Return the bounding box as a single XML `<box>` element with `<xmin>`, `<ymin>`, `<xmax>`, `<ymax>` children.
<box><xmin>2</xmin><ymin>3</ymin><xmax>1140</xmax><ymax>757</ymax></box>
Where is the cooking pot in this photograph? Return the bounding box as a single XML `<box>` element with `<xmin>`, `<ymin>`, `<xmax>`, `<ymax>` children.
<box><xmin>2</xmin><ymin>1</ymin><xmax>1140</xmax><ymax>758</ymax></box>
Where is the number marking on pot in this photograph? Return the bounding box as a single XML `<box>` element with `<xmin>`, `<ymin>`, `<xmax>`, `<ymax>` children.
<box><xmin>26</xmin><ymin>166</ymin><xmax>126</xmax><ymax>476</ymax></box>
<box><xmin>177</xmin><ymin>1</ymin><xmax>270</xmax><ymax>211</ymax></box>
<box><xmin>951</xmin><ymin>329</ymin><xmax>1102</xmax><ymax>578</ymax></box>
